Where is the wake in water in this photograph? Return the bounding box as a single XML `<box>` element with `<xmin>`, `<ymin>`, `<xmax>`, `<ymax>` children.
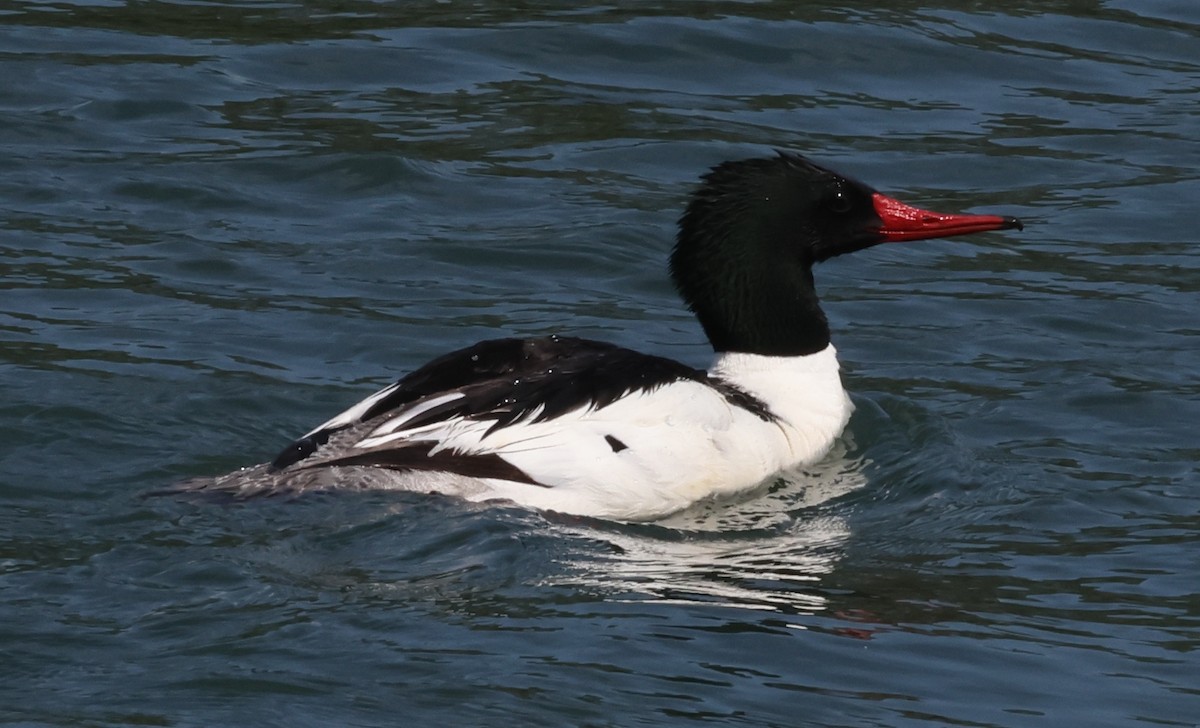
<box><xmin>544</xmin><ymin>439</ymin><xmax>870</xmax><ymax>616</ymax></box>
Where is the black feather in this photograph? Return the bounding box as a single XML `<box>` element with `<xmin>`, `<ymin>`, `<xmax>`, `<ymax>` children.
<box><xmin>270</xmin><ymin>335</ymin><xmax>773</xmax><ymax>472</ymax></box>
<box><xmin>605</xmin><ymin>435</ymin><xmax>629</xmax><ymax>453</ymax></box>
<box><xmin>304</xmin><ymin>442</ymin><xmax>545</xmax><ymax>486</ymax></box>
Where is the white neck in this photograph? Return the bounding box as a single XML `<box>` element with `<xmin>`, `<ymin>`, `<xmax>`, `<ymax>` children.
<box><xmin>708</xmin><ymin>344</ymin><xmax>853</xmax><ymax>457</ymax></box>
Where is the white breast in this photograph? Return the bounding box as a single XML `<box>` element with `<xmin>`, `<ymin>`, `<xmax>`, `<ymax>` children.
<box><xmin>707</xmin><ymin>344</ymin><xmax>854</xmax><ymax>467</ymax></box>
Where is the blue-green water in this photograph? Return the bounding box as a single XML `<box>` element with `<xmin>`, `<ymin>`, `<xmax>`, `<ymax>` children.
<box><xmin>3</xmin><ymin>2</ymin><xmax>1198</xmax><ymax>726</ymax></box>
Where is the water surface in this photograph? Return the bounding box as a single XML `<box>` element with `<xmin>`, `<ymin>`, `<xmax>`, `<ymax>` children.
<box><xmin>2</xmin><ymin>1</ymin><xmax>1198</xmax><ymax>726</ymax></box>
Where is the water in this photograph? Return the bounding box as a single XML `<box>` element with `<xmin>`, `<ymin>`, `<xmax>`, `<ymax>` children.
<box><xmin>2</xmin><ymin>1</ymin><xmax>1198</xmax><ymax>725</ymax></box>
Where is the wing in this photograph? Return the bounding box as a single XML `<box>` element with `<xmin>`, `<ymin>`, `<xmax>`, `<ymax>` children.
<box><xmin>269</xmin><ymin>336</ymin><xmax>767</xmax><ymax>473</ymax></box>
<box><xmin>270</xmin><ymin>336</ymin><xmax>565</xmax><ymax>470</ymax></box>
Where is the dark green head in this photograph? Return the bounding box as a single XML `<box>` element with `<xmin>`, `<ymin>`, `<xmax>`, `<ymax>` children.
<box><xmin>670</xmin><ymin>151</ymin><xmax>1021</xmax><ymax>356</ymax></box>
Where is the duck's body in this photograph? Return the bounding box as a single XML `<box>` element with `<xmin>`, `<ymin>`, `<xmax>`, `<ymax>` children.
<box><xmin>250</xmin><ymin>336</ymin><xmax>851</xmax><ymax>521</ymax></box>
<box><xmin>186</xmin><ymin>152</ymin><xmax>1020</xmax><ymax>520</ymax></box>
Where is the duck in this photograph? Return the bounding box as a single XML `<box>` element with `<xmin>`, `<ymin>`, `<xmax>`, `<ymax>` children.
<box><xmin>186</xmin><ymin>151</ymin><xmax>1022</xmax><ymax>521</ymax></box>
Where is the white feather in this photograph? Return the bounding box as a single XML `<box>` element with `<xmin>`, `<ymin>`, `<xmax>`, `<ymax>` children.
<box><xmin>345</xmin><ymin>344</ymin><xmax>852</xmax><ymax>521</ymax></box>
<box><xmin>301</xmin><ymin>380</ymin><xmax>405</xmax><ymax>438</ymax></box>
<box><xmin>357</xmin><ymin>392</ymin><xmax>466</xmax><ymax>443</ymax></box>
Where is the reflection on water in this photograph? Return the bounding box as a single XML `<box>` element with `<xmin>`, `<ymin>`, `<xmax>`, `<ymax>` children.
<box><xmin>551</xmin><ymin>440</ymin><xmax>869</xmax><ymax>616</ymax></box>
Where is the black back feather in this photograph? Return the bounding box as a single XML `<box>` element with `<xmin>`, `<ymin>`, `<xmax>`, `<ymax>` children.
<box><xmin>270</xmin><ymin>335</ymin><xmax>773</xmax><ymax>471</ymax></box>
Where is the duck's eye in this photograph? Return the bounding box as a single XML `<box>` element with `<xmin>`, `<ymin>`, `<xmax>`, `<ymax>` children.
<box><xmin>830</xmin><ymin>189</ymin><xmax>853</xmax><ymax>214</ymax></box>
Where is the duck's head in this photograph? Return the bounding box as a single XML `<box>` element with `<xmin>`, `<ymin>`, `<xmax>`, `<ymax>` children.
<box><xmin>670</xmin><ymin>151</ymin><xmax>1022</xmax><ymax>357</ymax></box>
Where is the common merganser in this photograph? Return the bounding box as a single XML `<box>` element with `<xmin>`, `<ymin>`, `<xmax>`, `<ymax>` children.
<box><xmin>186</xmin><ymin>152</ymin><xmax>1022</xmax><ymax>521</ymax></box>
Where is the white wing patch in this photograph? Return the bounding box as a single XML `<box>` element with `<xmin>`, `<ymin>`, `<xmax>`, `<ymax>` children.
<box><xmin>355</xmin><ymin>392</ymin><xmax>467</xmax><ymax>447</ymax></box>
<box><xmin>301</xmin><ymin>380</ymin><xmax>405</xmax><ymax>438</ymax></box>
